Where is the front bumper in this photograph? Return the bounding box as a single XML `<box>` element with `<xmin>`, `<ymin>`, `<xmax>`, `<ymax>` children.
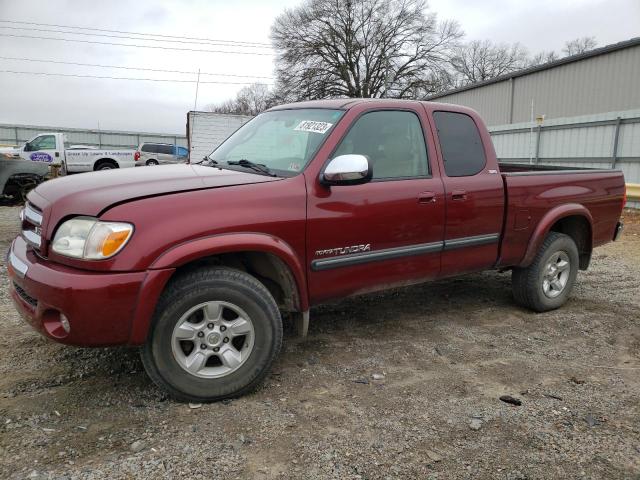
<box><xmin>7</xmin><ymin>235</ymin><xmax>147</xmax><ymax>346</ymax></box>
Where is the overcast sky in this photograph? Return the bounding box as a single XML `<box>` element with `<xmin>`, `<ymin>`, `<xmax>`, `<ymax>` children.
<box><xmin>0</xmin><ymin>0</ymin><xmax>638</xmax><ymax>134</ymax></box>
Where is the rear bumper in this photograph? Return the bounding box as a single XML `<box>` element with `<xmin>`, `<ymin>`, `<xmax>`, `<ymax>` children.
<box><xmin>613</xmin><ymin>221</ymin><xmax>624</xmax><ymax>241</ymax></box>
<box><xmin>7</xmin><ymin>235</ymin><xmax>159</xmax><ymax>346</ymax></box>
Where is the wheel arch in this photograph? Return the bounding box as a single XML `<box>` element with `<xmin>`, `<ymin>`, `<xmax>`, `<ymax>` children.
<box><xmin>150</xmin><ymin>232</ymin><xmax>308</xmax><ymax>313</ymax></box>
<box><xmin>520</xmin><ymin>204</ymin><xmax>593</xmax><ymax>270</ymax></box>
<box><xmin>129</xmin><ymin>234</ymin><xmax>307</xmax><ymax>345</ymax></box>
<box><xmin>93</xmin><ymin>158</ymin><xmax>119</xmax><ymax>170</ymax></box>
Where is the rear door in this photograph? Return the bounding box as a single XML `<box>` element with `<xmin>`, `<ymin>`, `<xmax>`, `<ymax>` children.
<box><xmin>430</xmin><ymin>110</ymin><xmax>504</xmax><ymax>276</ymax></box>
<box><xmin>141</xmin><ymin>143</ymin><xmax>160</xmax><ymax>163</ymax></box>
<box><xmin>306</xmin><ymin>106</ymin><xmax>446</xmax><ymax>304</ymax></box>
<box><xmin>157</xmin><ymin>144</ymin><xmax>176</xmax><ymax>164</ymax></box>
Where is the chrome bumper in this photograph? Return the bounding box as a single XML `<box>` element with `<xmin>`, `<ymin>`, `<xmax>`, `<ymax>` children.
<box><xmin>8</xmin><ymin>245</ymin><xmax>28</xmax><ymax>279</ymax></box>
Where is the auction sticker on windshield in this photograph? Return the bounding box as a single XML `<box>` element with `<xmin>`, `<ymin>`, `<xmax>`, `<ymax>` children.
<box><xmin>294</xmin><ymin>120</ymin><xmax>333</xmax><ymax>134</ymax></box>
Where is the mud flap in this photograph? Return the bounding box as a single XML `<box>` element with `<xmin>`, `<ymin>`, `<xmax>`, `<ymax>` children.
<box><xmin>293</xmin><ymin>311</ymin><xmax>309</xmax><ymax>338</ymax></box>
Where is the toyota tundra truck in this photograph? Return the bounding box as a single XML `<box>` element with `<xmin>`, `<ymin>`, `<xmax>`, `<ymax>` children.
<box><xmin>7</xmin><ymin>99</ymin><xmax>626</xmax><ymax>402</ymax></box>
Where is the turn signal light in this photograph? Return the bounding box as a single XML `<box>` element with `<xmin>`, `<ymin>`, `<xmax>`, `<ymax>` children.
<box><xmin>101</xmin><ymin>230</ymin><xmax>131</xmax><ymax>257</ymax></box>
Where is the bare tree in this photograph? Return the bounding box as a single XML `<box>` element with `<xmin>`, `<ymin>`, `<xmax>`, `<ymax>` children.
<box><xmin>270</xmin><ymin>0</ymin><xmax>462</xmax><ymax>100</ymax></box>
<box><xmin>450</xmin><ymin>40</ymin><xmax>528</xmax><ymax>85</ymax></box>
<box><xmin>563</xmin><ymin>36</ymin><xmax>597</xmax><ymax>56</ymax></box>
<box><xmin>208</xmin><ymin>83</ymin><xmax>275</xmax><ymax>116</ymax></box>
<box><xmin>529</xmin><ymin>50</ymin><xmax>559</xmax><ymax>66</ymax></box>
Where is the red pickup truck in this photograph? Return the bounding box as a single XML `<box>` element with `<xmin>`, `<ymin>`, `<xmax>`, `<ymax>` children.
<box><xmin>7</xmin><ymin>99</ymin><xmax>625</xmax><ymax>402</ymax></box>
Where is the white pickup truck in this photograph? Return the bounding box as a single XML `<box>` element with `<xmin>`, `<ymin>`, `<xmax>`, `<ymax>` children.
<box><xmin>0</xmin><ymin>132</ymin><xmax>135</xmax><ymax>173</ymax></box>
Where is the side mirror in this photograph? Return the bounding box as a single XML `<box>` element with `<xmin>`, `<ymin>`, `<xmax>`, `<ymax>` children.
<box><xmin>320</xmin><ymin>154</ymin><xmax>372</xmax><ymax>186</ymax></box>
<box><xmin>23</xmin><ymin>142</ymin><xmax>33</xmax><ymax>152</ymax></box>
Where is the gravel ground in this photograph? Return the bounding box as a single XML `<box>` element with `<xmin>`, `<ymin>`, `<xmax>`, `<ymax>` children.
<box><xmin>0</xmin><ymin>205</ymin><xmax>639</xmax><ymax>480</ymax></box>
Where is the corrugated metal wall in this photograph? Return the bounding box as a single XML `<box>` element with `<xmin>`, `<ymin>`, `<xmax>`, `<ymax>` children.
<box><xmin>0</xmin><ymin>123</ymin><xmax>187</xmax><ymax>149</ymax></box>
<box><xmin>489</xmin><ymin>109</ymin><xmax>640</xmax><ymax>186</ymax></box>
<box><xmin>187</xmin><ymin>112</ymin><xmax>252</xmax><ymax>162</ymax></box>
<box><xmin>511</xmin><ymin>46</ymin><xmax>640</xmax><ymax>123</ymax></box>
<box><xmin>432</xmin><ymin>81</ymin><xmax>512</xmax><ymax>126</ymax></box>
<box><xmin>432</xmin><ymin>42</ymin><xmax>640</xmax><ymax>127</ymax></box>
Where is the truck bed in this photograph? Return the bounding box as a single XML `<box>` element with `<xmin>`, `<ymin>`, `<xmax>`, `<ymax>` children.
<box><xmin>497</xmin><ymin>163</ymin><xmax>625</xmax><ymax>269</ymax></box>
<box><xmin>499</xmin><ymin>162</ymin><xmax>618</xmax><ymax>175</ymax></box>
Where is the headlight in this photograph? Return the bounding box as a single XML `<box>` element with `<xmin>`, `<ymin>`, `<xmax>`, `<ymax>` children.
<box><xmin>52</xmin><ymin>217</ymin><xmax>133</xmax><ymax>259</ymax></box>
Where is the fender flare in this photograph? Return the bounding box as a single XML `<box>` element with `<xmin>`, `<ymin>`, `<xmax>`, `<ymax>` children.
<box><xmin>150</xmin><ymin>232</ymin><xmax>309</xmax><ymax>311</ymax></box>
<box><xmin>519</xmin><ymin>203</ymin><xmax>593</xmax><ymax>267</ymax></box>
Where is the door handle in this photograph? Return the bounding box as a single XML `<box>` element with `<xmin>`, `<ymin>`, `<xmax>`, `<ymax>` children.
<box><xmin>451</xmin><ymin>189</ymin><xmax>467</xmax><ymax>201</ymax></box>
<box><xmin>418</xmin><ymin>191</ymin><xmax>436</xmax><ymax>204</ymax></box>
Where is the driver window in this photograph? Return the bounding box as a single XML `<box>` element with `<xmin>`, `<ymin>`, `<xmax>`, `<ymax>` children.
<box><xmin>333</xmin><ymin>110</ymin><xmax>429</xmax><ymax>179</ymax></box>
<box><xmin>28</xmin><ymin>135</ymin><xmax>56</xmax><ymax>151</ymax></box>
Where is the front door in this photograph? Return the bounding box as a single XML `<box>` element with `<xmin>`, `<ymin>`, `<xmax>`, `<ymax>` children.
<box><xmin>306</xmin><ymin>107</ymin><xmax>446</xmax><ymax>304</ymax></box>
<box><xmin>21</xmin><ymin>134</ymin><xmax>59</xmax><ymax>164</ymax></box>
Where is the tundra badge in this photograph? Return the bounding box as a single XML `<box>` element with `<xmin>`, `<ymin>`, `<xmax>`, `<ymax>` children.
<box><xmin>315</xmin><ymin>244</ymin><xmax>371</xmax><ymax>256</ymax></box>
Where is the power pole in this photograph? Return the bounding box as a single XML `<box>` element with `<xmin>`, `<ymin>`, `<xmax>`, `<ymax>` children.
<box><xmin>193</xmin><ymin>68</ymin><xmax>201</xmax><ymax>111</ymax></box>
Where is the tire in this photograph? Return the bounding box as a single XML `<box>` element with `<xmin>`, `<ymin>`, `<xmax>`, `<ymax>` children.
<box><xmin>512</xmin><ymin>232</ymin><xmax>579</xmax><ymax>312</ymax></box>
<box><xmin>141</xmin><ymin>267</ymin><xmax>283</xmax><ymax>402</ymax></box>
<box><xmin>95</xmin><ymin>160</ymin><xmax>117</xmax><ymax>171</ymax></box>
<box><xmin>146</xmin><ymin>159</ymin><xmax>159</xmax><ymax>166</ymax></box>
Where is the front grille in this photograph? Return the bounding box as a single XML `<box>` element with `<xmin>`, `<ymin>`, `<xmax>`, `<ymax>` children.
<box><xmin>21</xmin><ymin>202</ymin><xmax>43</xmax><ymax>250</ymax></box>
<box><xmin>13</xmin><ymin>282</ymin><xmax>37</xmax><ymax>308</ymax></box>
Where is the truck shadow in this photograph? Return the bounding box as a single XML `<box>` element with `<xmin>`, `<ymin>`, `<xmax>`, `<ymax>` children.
<box><xmin>298</xmin><ymin>270</ymin><xmax>515</xmax><ymax>340</ymax></box>
<box><xmin>3</xmin><ymin>270</ymin><xmax>517</xmax><ymax>403</ymax></box>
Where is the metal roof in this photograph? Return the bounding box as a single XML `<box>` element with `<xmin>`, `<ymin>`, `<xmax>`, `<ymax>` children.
<box><xmin>428</xmin><ymin>36</ymin><xmax>640</xmax><ymax>100</ymax></box>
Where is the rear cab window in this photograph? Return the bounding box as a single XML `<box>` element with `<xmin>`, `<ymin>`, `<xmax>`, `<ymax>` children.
<box><xmin>433</xmin><ymin>111</ymin><xmax>486</xmax><ymax>177</ymax></box>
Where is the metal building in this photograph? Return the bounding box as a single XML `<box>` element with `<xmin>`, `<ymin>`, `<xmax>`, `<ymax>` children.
<box><xmin>428</xmin><ymin>37</ymin><xmax>640</xmax><ymax>206</ymax></box>
<box><xmin>0</xmin><ymin>123</ymin><xmax>187</xmax><ymax>150</ymax></box>
<box><xmin>429</xmin><ymin>37</ymin><xmax>640</xmax><ymax>126</ymax></box>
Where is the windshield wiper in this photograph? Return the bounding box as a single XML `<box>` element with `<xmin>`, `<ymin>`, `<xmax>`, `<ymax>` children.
<box><xmin>192</xmin><ymin>156</ymin><xmax>218</xmax><ymax>165</ymax></box>
<box><xmin>227</xmin><ymin>159</ymin><xmax>277</xmax><ymax>177</ymax></box>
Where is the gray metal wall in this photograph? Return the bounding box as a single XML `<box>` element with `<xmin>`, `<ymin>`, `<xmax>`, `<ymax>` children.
<box><xmin>489</xmin><ymin>109</ymin><xmax>640</xmax><ymax>187</ymax></box>
<box><xmin>0</xmin><ymin>123</ymin><xmax>187</xmax><ymax>149</ymax></box>
<box><xmin>433</xmin><ymin>43</ymin><xmax>640</xmax><ymax>126</ymax></box>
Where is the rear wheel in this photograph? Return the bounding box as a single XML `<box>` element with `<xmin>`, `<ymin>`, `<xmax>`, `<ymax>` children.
<box><xmin>94</xmin><ymin>160</ymin><xmax>118</xmax><ymax>171</ymax></box>
<box><xmin>141</xmin><ymin>267</ymin><xmax>282</xmax><ymax>402</ymax></box>
<box><xmin>146</xmin><ymin>159</ymin><xmax>159</xmax><ymax>166</ymax></box>
<box><xmin>512</xmin><ymin>232</ymin><xmax>579</xmax><ymax>312</ymax></box>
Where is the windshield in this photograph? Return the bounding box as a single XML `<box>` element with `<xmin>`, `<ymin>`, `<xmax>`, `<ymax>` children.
<box><xmin>209</xmin><ymin>108</ymin><xmax>344</xmax><ymax>176</ymax></box>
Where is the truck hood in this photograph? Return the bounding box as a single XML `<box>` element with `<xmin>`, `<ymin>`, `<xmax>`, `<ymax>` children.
<box><xmin>0</xmin><ymin>146</ymin><xmax>19</xmax><ymax>155</ymax></box>
<box><xmin>29</xmin><ymin>164</ymin><xmax>282</xmax><ymax>229</ymax></box>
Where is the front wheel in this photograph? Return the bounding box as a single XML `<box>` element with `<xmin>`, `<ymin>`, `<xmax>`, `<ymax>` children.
<box><xmin>512</xmin><ymin>232</ymin><xmax>579</xmax><ymax>312</ymax></box>
<box><xmin>141</xmin><ymin>267</ymin><xmax>282</xmax><ymax>402</ymax></box>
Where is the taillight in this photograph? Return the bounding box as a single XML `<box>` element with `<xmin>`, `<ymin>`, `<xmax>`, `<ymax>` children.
<box><xmin>134</xmin><ymin>151</ymin><xmax>140</xmax><ymax>161</ymax></box>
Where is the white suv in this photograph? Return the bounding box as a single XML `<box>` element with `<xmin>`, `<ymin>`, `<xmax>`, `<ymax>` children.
<box><xmin>135</xmin><ymin>143</ymin><xmax>188</xmax><ymax>166</ymax></box>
